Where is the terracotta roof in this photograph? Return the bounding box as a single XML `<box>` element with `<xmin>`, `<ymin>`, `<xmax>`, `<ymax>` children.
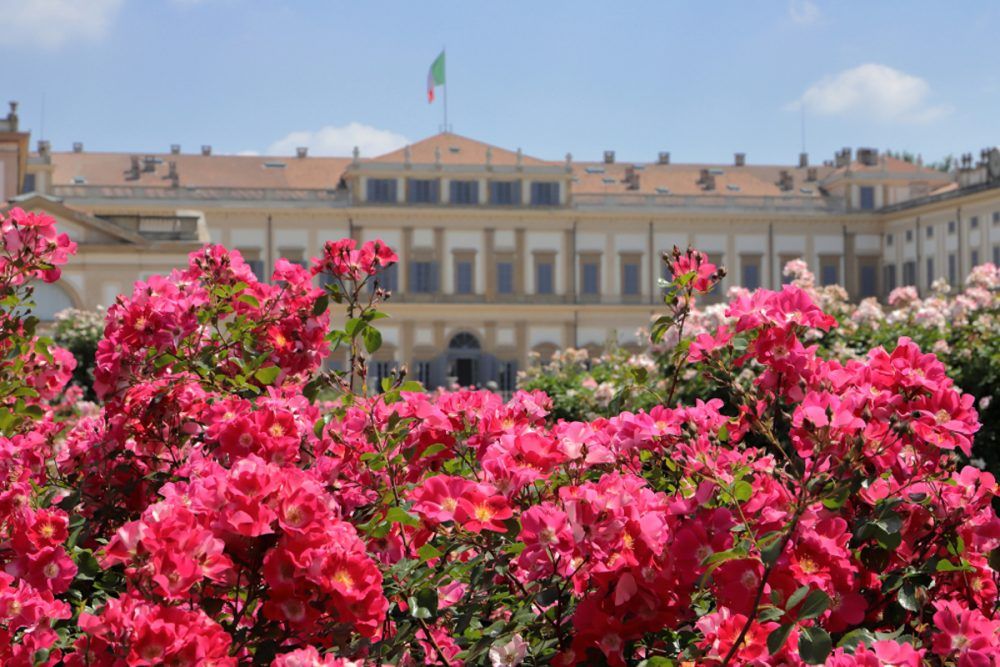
<box><xmin>825</xmin><ymin>155</ymin><xmax>948</xmax><ymax>179</ymax></box>
<box><xmin>50</xmin><ymin>152</ymin><xmax>352</xmax><ymax>189</ymax></box>
<box><xmin>570</xmin><ymin>162</ymin><xmax>836</xmax><ymax>197</ymax></box>
<box><xmin>368</xmin><ymin>132</ymin><xmax>551</xmax><ymax>167</ymax></box>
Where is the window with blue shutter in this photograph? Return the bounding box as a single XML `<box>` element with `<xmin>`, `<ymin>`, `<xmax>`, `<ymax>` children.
<box><xmin>411</xmin><ymin>261</ymin><xmax>438</xmax><ymax>293</ymax></box>
<box><xmin>742</xmin><ymin>263</ymin><xmax>760</xmax><ymax>290</ymax></box>
<box><xmin>622</xmin><ymin>262</ymin><xmax>640</xmax><ymax>296</ymax></box>
<box><xmin>449</xmin><ymin>180</ymin><xmax>479</xmax><ymax>205</ymax></box>
<box><xmin>367</xmin><ymin>178</ymin><xmax>397</xmax><ymax>203</ymax></box>
<box><xmin>455</xmin><ymin>261</ymin><xmax>474</xmax><ymax>294</ymax></box>
<box><xmin>408</xmin><ymin>179</ymin><xmax>439</xmax><ymax>204</ymax></box>
<box><xmin>531</xmin><ymin>182</ymin><xmax>559</xmax><ymax>206</ymax></box>
<box><xmin>859</xmin><ymin>186</ymin><xmax>875</xmax><ymax>210</ymax></box>
<box><xmin>582</xmin><ymin>262</ymin><xmax>600</xmax><ymax>295</ymax></box>
<box><xmin>536</xmin><ymin>262</ymin><xmax>554</xmax><ymax>295</ymax></box>
<box><xmin>490</xmin><ymin>181</ymin><xmax>520</xmax><ymax>205</ymax></box>
<box><xmin>496</xmin><ymin>262</ymin><xmax>514</xmax><ymax>294</ymax></box>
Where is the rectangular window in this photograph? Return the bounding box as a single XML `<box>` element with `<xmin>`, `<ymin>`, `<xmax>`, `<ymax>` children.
<box><xmin>859</xmin><ymin>186</ymin><xmax>875</xmax><ymax>210</ymax></box>
<box><xmin>926</xmin><ymin>225</ymin><xmax>934</xmax><ymax>238</ymax></box>
<box><xmin>994</xmin><ymin>212</ymin><xmax>1000</xmax><ymax>225</ymax></box>
<box><xmin>926</xmin><ymin>257</ymin><xmax>935</xmax><ymax>289</ymax></box>
<box><xmin>530</xmin><ymin>182</ymin><xmax>560</xmax><ymax>206</ymax></box>
<box><xmin>22</xmin><ymin>173</ymin><xmax>35</xmax><ymax>193</ymax></box>
<box><xmin>819</xmin><ymin>256</ymin><xmax>840</xmax><ymax>286</ymax></box>
<box><xmin>408</xmin><ymin>179</ymin><xmax>438</xmax><ymax>204</ymax></box>
<box><xmin>903</xmin><ymin>260</ymin><xmax>916</xmax><ymax>286</ymax></box>
<box><xmin>994</xmin><ymin>246</ymin><xmax>1000</xmax><ymax>265</ymax></box>
<box><xmin>971</xmin><ymin>249</ymin><xmax>979</xmax><ymax>267</ymax></box>
<box><xmin>884</xmin><ymin>264</ymin><xmax>897</xmax><ymax>293</ymax></box>
<box><xmin>535</xmin><ymin>261</ymin><xmax>554</xmax><ymax>295</ymax></box>
<box><xmin>859</xmin><ymin>263</ymin><xmax>877</xmax><ymax>298</ymax></box>
<box><xmin>948</xmin><ymin>221</ymin><xmax>956</xmax><ymax>234</ymax></box>
<box><xmin>741</xmin><ymin>255</ymin><xmax>762</xmax><ymax>290</ymax></box>
<box><xmin>247</xmin><ymin>260</ymin><xmax>265</xmax><ymax>281</ymax></box>
<box><xmin>449</xmin><ymin>180</ymin><xmax>479</xmax><ymax>205</ymax></box>
<box><xmin>489</xmin><ymin>181</ymin><xmax>520</xmax><ymax>205</ymax></box>
<box><xmin>455</xmin><ymin>260</ymin><xmax>474</xmax><ymax>294</ymax></box>
<box><xmin>886</xmin><ymin>233</ymin><xmax>893</xmax><ymax>246</ymax></box>
<box><xmin>622</xmin><ymin>260</ymin><xmax>641</xmax><ymax>296</ymax></box>
<box><xmin>970</xmin><ymin>216</ymin><xmax>979</xmax><ymax>229</ymax></box>
<box><xmin>366</xmin><ymin>178</ymin><xmax>397</xmax><ymax>203</ymax></box>
<box><xmin>948</xmin><ymin>253</ymin><xmax>957</xmax><ymax>285</ymax></box>
<box><xmin>581</xmin><ymin>259</ymin><xmax>600</xmax><ymax>296</ymax></box>
<box><xmin>906</xmin><ymin>230</ymin><xmax>913</xmax><ymax>243</ymax></box>
<box><xmin>496</xmin><ymin>261</ymin><xmax>514</xmax><ymax>295</ymax></box>
<box><xmin>411</xmin><ymin>261</ymin><xmax>438</xmax><ymax>293</ymax></box>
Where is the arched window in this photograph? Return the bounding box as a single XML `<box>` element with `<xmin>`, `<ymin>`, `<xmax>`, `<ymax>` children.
<box><xmin>32</xmin><ymin>282</ymin><xmax>75</xmax><ymax>320</ymax></box>
<box><xmin>448</xmin><ymin>332</ymin><xmax>480</xmax><ymax>351</ymax></box>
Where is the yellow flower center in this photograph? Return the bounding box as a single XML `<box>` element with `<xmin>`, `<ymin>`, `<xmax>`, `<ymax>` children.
<box><xmin>474</xmin><ymin>504</ymin><xmax>495</xmax><ymax>522</ymax></box>
<box><xmin>333</xmin><ymin>569</ymin><xmax>354</xmax><ymax>590</ymax></box>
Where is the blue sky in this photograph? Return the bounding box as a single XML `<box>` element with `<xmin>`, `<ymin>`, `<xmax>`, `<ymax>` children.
<box><xmin>3</xmin><ymin>0</ymin><xmax>997</xmax><ymax>165</ymax></box>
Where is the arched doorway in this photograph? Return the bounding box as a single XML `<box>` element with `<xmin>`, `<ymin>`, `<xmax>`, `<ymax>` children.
<box><xmin>447</xmin><ymin>332</ymin><xmax>481</xmax><ymax>388</ymax></box>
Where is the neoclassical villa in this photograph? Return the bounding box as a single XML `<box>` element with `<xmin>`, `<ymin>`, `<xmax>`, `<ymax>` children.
<box><xmin>1</xmin><ymin>102</ymin><xmax>998</xmax><ymax>389</ymax></box>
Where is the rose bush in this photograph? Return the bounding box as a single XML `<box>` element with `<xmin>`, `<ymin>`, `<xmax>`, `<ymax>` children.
<box><xmin>1</xmin><ymin>215</ymin><xmax>998</xmax><ymax>665</ymax></box>
<box><xmin>521</xmin><ymin>254</ymin><xmax>1000</xmax><ymax>476</ymax></box>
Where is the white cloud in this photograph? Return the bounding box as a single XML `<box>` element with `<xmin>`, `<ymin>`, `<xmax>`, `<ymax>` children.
<box><xmin>0</xmin><ymin>0</ymin><xmax>124</xmax><ymax>49</ymax></box>
<box><xmin>788</xmin><ymin>0</ymin><xmax>821</xmax><ymax>25</ymax></box>
<box><xmin>789</xmin><ymin>63</ymin><xmax>952</xmax><ymax>124</ymax></box>
<box><xmin>266</xmin><ymin>123</ymin><xmax>410</xmax><ymax>157</ymax></box>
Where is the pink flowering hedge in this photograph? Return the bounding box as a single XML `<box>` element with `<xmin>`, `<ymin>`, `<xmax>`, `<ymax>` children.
<box><xmin>1</xmin><ymin>211</ymin><xmax>999</xmax><ymax>666</ymax></box>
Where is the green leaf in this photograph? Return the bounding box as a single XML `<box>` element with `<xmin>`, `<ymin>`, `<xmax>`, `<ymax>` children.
<box><xmin>311</xmin><ymin>294</ymin><xmax>329</xmax><ymax>316</ymax></box>
<box><xmin>785</xmin><ymin>585</ymin><xmax>810</xmax><ymax>612</ymax></box>
<box><xmin>384</xmin><ymin>506</ymin><xmax>420</xmax><ymax>527</ymax></box>
<box><xmin>798</xmin><ymin>626</ymin><xmax>833</xmax><ymax>664</ymax></box>
<box><xmin>399</xmin><ymin>380</ymin><xmax>424</xmax><ymax>393</ymax></box>
<box><xmin>732</xmin><ymin>480</ymin><xmax>753</xmax><ymax>503</ymax></box>
<box><xmin>237</xmin><ymin>293</ymin><xmax>260</xmax><ymax>308</ymax></box>
<box><xmin>898</xmin><ymin>582</ymin><xmax>921</xmax><ymax>612</ymax></box>
<box><xmin>363</xmin><ymin>327</ymin><xmax>382</xmax><ymax>354</ymax></box>
<box><xmin>417</xmin><ymin>543</ymin><xmax>443</xmax><ymax>562</ymax></box>
<box><xmin>837</xmin><ymin>628</ymin><xmax>877</xmax><ymax>650</ymax></box>
<box><xmin>254</xmin><ymin>366</ymin><xmax>281</xmax><ymax>385</ymax></box>
<box><xmin>796</xmin><ymin>589</ymin><xmax>830</xmax><ymax>621</ymax></box>
<box><xmin>767</xmin><ymin>623</ymin><xmax>794</xmax><ymax>655</ymax></box>
<box><xmin>418</xmin><ymin>443</ymin><xmax>448</xmax><ymax>459</ymax></box>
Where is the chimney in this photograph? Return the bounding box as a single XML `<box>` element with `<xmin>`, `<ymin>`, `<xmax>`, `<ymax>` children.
<box><xmin>170</xmin><ymin>144</ymin><xmax>181</xmax><ymax>155</ymax></box>
<box><xmin>734</xmin><ymin>152</ymin><xmax>746</xmax><ymax>167</ymax></box>
<box><xmin>624</xmin><ymin>165</ymin><xmax>640</xmax><ymax>190</ymax></box>
<box><xmin>73</xmin><ymin>142</ymin><xmax>84</xmax><ymax>153</ymax></box>
<box><xmin>857</xmin><ymin>147</ymin><xmax>878</xmax><ymax>167</ymax></box>
<box><xmin>799</xmin><ymin>152</ymin><xmax>809</xmax><ymax>168</ymax></box>
<box><xmin>834</xmin><ymin>147</ymin><xmax>852</xmax><ymax>168</ymax></box>
<box><xmin>806</xmin><ymin>167</ymin><xmax>818</xmax><ymax>182</ymax></box>
<box><xmin>296</xmin><ymin>146</ymin><xmax>308</xmax><ymax>159</ymax></box>
<box><xmin>165</xmin><ymin>161</ymin><xmax>179</xmax><ymax>187</ymax></box>
<box><xmin>657</xmin><ymin>151</ymin><xmax>670</xmax><ymax>165</ymax></box>
<box><xmin>126</xmin><ymin>155</ymin><xmax>140</xmax><ymax>180</ymax></box>
<box><xmin>699</xmin><ymin>168</ymin><xmax>716</xmax><ymax>191</ymax></box>
<box><xmin>6</xmin><ymin>101</ymin><xmax>18</xmax><ymax>131</ymax></box>
<box><xmin>777</xmin><ymin>170</ymin><xmax>794</xmax><ymax>191</ymax></box>
<box><xmin>201</xmin><ymin>145</ymin><xmax>212</xmax><ymax>156</ymax></box>
<box><xmin>142</xmin><ymin>155</ymin><xmax>157</xmax><ymax>173</ymax></box>
<box><xmin>37</xmin><ymin>140</ymin><xmax>51</xmax><ymax>156</ymax></box>
<box><xmin>603</xmin><ymin>150</ymin><xmax>615</xmax><ymax>164</ymax></box>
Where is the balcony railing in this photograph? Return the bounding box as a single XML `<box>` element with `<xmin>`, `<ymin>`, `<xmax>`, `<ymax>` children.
<box><xmin>52</xmin><ymin>185</ymin><xmax>347</xmax><ymax>203</ymax></box>
<box><xmin>571</xmin><ymin>192</ymin><xmax>848</xmax><ymax>213</ymax></box>
<box><xmin>103</xmin><ymin>214</ymin><xmax>201</xmax><ymax>240</ymax></box>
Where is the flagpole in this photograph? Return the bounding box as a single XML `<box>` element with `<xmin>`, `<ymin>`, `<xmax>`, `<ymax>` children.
<box><xmin>442</xmin><ymin>47</ymin><xmax>448</xmax><ymax>132</ymax></box>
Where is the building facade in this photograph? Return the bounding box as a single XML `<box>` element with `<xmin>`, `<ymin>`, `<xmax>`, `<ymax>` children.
<box><xmin>3</xmin><ymin>101</ymin><xmax>1000</xmax><ymax>389</ymax></box>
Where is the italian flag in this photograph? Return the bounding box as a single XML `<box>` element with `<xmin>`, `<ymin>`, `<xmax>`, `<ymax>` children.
<box><xmin>427</xmin><ymin>51</ymin><xmax>445</xmax><ymax>103</ymax></box>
